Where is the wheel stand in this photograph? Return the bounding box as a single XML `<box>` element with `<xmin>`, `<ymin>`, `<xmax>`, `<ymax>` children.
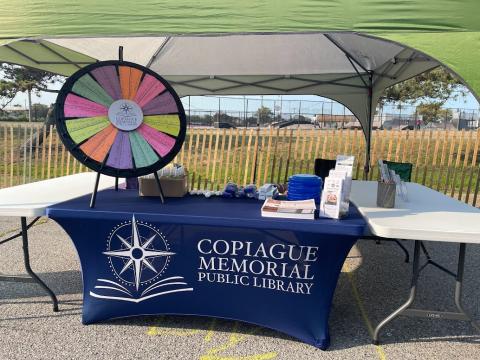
<box><xmin>0</xmin><ymin>217</ymin><xmax>59</xmax><ymax>312</ymax></box>
<box><xmin>373</xmin><ymin>240</ymin><xmax>480</xmax><ymax>344</ymax></box>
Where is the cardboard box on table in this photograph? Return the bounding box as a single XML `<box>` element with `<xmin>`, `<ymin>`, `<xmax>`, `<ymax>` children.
<box><xmin>139</xmin><ymin>172</ymin><xmax>189</xmax><ymax>198</ymax></box>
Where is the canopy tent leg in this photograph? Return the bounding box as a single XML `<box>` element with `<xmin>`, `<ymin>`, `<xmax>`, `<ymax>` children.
<box><xmin>364</xmin><ymin>73</ymin><xmax>373</xmax><ymax>180</ymax></box>
<box><xmin>323</xmin><ymin>34</ymin><xmax>374</xmax><ymax>179</ymax></box>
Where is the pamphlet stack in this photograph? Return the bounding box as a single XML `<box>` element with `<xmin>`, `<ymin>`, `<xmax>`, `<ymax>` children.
<box><xmin>319</xmin><ymin>155</ymin><xmax>354</xmax><ymax>219</ymax></box>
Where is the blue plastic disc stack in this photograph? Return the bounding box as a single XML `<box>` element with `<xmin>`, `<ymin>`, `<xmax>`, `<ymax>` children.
<box><xmin>287</xmin><ymin>174</ymin><xmax>322</xmax><ymax>202</ymax></box>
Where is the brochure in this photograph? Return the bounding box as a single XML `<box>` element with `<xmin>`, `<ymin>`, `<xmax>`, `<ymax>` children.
<box><xmin>261</xmin><ymin>198</ymin><xmax>316</xmax><ymax>220</ymax></box>
<box><xmin>335</xmin><ymin>155</ymin><xmax>354</xmax><ymax>204</ymax></box>
<box><xmin>327</xmin><ymin>169</ymin><xmax>349</xmax><ymax>215</ymax></box>
<box><xmin>319</xmin><ymin>177</ymin><xmax>343</xmax><ymax>219</ymax></box>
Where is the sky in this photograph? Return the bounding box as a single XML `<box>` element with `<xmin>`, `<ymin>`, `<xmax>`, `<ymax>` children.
<box><xmin>7</xmin><ymin>83</ymin><xmax>480</xmax><ymax>116</ymax></box>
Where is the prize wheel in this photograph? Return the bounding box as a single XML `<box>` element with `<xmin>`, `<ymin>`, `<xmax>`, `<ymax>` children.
<box><xmin>55</xmin><ymin>60</ymin><xmax>186</xmax><ymax>178</ymax></box>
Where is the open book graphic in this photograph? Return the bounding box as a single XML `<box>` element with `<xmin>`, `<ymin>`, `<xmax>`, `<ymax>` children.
<box><xmin>90</xmin><ymin>276</ymin><xmax>193</xmax><ymax>303</ymax></box>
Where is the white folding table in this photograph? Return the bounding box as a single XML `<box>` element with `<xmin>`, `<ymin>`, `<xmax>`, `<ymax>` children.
<box><xmin>0</xmin><ymin>173</ymin><xmax>120</xmax><ymax>311</ymax></box>
<box><xmin>351</xmin><ymin>180</ymin><xmax>480</xmax><ymax>344</ymax></box>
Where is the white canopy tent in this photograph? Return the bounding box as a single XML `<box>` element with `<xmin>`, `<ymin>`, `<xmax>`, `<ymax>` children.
<box><xmin>2</xmin><ymin>33</ymin><xmax>441</xmax><ymax>174</ymax></box>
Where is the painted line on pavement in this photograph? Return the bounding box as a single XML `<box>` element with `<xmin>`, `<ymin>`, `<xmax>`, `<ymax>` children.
<box><xmin>344</xmin><ymin>262</ymin><xmax>387</xmax><ymax>360</ymax></box>
<box><xmin>0</xmin><ymin>218</ymin><xmax>49</xmax><ymax>239</ymax></box>
<box><xmin>204</xmin><ymin>318</ymin><xmax>217</xmax><ymax>342</ymax></box>
<box><xmin>200</xmin><ymin>321</ymin><xmax>277</xmax><ymax>360</ymax></box>
<box><xmin>147</xmin><ymin>318</ymin><xmax>278</xmax><ymax>359</ymax></box>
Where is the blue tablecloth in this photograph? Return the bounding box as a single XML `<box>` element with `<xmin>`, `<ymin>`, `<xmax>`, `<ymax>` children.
<box><xmin>47</xmin><ymin>189</ymin><xmax>365</xmax><ymax>349</ymax></box>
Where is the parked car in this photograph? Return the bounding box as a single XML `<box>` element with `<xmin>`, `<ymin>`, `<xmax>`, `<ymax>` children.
<box><xmin>213</xmin><ymin>122</ymin><xmax>236</xmax><ymax>129</ymax></box>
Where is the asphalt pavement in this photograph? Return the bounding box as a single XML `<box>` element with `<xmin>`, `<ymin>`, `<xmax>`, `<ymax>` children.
<box><xmin>1</xmin><ymin>217</ymin><xmax>479</xmax><ymax>360</ymax></box>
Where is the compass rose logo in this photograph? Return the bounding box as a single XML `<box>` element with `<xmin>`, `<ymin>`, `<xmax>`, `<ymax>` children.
<box><xmin>89</xmin><ymin>215</ymin><xmax>193</xmax><ymax>303</ymax></box>
<box><xmin>104</xmin><ymin>215</ymin><xmax>174</xmax><ymax>291</ymax></box>
<box><xmin>107</xmin><ymin>99</ymin><xmax>143</xmax><ymax>131</ymax></box>
<box><xmin>119</xmin><ymin>102</ymin><xmax>134</xmax><ymax>115</ymax></box>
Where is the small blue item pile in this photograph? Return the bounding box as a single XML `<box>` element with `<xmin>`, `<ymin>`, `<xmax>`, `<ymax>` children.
<box><xmin>287</xmin><ymin>174</ymin><xmax>322</xmax><ymax>202</ymax></box>
<box><xmin>221</xmin><ymin>182</ymin><xmax>258</xmax><ymax>199</ymax></box>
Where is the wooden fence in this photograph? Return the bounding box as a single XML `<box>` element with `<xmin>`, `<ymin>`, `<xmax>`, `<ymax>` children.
<box><xmin>1</xmin><ymin>123</ymin><xmax>480</xmax><ymax>206</ymax></box>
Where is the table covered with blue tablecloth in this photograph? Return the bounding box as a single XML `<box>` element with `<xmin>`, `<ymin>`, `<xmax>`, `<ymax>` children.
<box><xmin>46</xmin><ymin>189</ymin><xmax>366</xmax><ymax>349</ymax></box>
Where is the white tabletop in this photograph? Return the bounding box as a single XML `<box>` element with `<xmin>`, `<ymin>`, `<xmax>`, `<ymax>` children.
<box><xmin>350</xmin><ymin>181</ymin><xmax>480</xmax><ymax>244</ymax></box>
<box><xmin>0</xmin><ymin>173</ymin><xmax>121</xmax><ymax>217</ymax></box>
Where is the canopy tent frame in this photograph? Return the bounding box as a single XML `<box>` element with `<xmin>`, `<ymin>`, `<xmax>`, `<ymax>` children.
<box><xmin>324</xmin><ymin>33</ymin><xmax>375</xmax><ymax>176</ymax></box>
<box><xmin>0</xmin><ymin>32</ymin><xmax>449</xmax><ymax>178</ymax></box>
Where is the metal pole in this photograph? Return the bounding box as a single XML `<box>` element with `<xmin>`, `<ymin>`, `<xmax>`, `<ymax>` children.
<box><xmin>27</xmin><ymin>90</ymin><xmax>32</xmax><ymax>122</ymax></box>
<box><xmin>330</xmin><ymin>101</ymin><xmax>333</xmax><ymax>128</ymax></box>
<box><xmin>273</xmin><ymin>100</ymin><xmax>276</xmax><ymax>125</ymax></box>
<box><xmin>280</xmin><ymin>95</ymin><xmax>283</xmax><ymax>122</ymax></box>
<box><xmin>153</xmin><ymin>171</ymin><xmax>165</xmax><ymax>203</ymax></box>
<box><xmin>218</xmin><ymin>97</ymin><xmax>221</xmax><ymax>126</ymax></box>
<box><xmin>252</xmin><ymin>97</ymin><xmax>262</xmax><ymax>183</ymax></box>
<box><xmin>399</xmin><ymin>103</ymin><xmax>402</xmax><ymax>130</ymax></box>
<box><xmin>321</xmin><ymin>101</ymin><xmax>325</xmax><ymax>128</ymax></box>
<box><xmin>364</xmin><ymin>73</ymin><xmax>373</xmax><ymax>180</ymax></box>
<box><xmin>245</xmin><ymin>98</ymin><xmax>248</xmax><ymax>128</ymax></box>
<box><xmin>298</xmin><ymin>101</ymin><xmax>301</xmax><ymax>128</ymax></box>
<box><xmin>118</xmin><ymin>46</ymin><xmax>124</xmax><ymax>61</ymax></box>
<box><xmin>259</xmin><ymin>95</ymin><xmax>263</xmax><ymax>127</ymax></box>
<box><xmin>90</xmin><ymin>172</ymin><xmax>101</xmax><ymax>208</ymax></box>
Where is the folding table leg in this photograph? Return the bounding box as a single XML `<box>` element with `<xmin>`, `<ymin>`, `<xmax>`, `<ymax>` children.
<box><xmin>454</xmin><ymin>243</ymin><xmax>480</xmax><ymax>332</ymax></box>
<box><xmin>392</xmin><ymin>239</ymin><xmax>410</xmax><ymax>263</ymax></box>
<box><xmin>373</xmin><ymin>240</ymin><xmax>480</xmax><ymax>344</ymax></box>
<box><xmin>20</xmin><ymin>217</ymin><xmax>59</xmax><ymax>312</ymax></box>
<box><xmin>372</xmin><ymin>240</ymin><xmax>421</xmax><ymax>344</ymax></box>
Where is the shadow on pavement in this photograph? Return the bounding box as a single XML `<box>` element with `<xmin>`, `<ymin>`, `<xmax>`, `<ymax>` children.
<box><xmin>0</xmin><ymin>270</ymin><xmax>82</xmax><ymax>300</ymax></box>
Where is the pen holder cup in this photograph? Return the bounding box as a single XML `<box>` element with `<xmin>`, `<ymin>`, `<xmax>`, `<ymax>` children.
<box><xmin>377</xmin><ymin>181</ymin><xmax>396</xmax><ymax>208</ymax></box>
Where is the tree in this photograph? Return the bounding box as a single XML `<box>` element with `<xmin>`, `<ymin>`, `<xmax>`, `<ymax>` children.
<box><xmin>379</xmin><ymin>67</ymin><xmax>465</xmax><ymax>105</ymax></box>
<box><xmin>0</xmin><ymin>80</ymin><xmax>17</xmax><ymax>112</ymax></box>
<box><xmin>255</xmin><ymin>106</ymin><xmax>273</xmax><ymax>125</ymax></box>
<box><xmin>1</xmin><ymin>64</ymin><xmax>63</xmax><ymax>121</ymax></box>
<box><xmin>31</xmin><ymin>103</ymin><xmax>50</xmax><ymax>121</ymax></box>
<box><xmin>416</xmin><ymin>104</ymin><xmax>452</xmax><ymax>124</ymax></box>
<box><xmin>379</xmin><ymin>67</ymin><xmax>466</xmax><ymax>124</ymax></box>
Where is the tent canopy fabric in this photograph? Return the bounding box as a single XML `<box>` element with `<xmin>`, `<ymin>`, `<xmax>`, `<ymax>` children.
<box><xmin>0</xmin><ymin>33</ymin><xmax>440</xmax><ymax>138</ymax></box>
<box><xmin>0</xmin><ymin>0</ymin><xmax>478</xmax><ymax>171</ymax></box>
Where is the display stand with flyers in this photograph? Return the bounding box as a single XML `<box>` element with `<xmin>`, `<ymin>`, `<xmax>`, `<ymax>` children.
<box><xmin>319</xmin><ymin>155</ymin><xmax>354</xmax><ymax>219</ymax></box>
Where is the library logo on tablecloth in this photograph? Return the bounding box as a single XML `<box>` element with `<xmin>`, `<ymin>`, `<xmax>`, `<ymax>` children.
<box><xmin>89</xmin><ymin>215</ymin><xmax>193</xmax><ymax>303</ymax></box>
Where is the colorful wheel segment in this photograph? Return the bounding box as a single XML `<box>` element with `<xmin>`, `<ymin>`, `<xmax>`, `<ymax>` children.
<box><xmin>55</xmin><ymin>60</ymin><xmax>186</xmax><ymax>178</ymax></box>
